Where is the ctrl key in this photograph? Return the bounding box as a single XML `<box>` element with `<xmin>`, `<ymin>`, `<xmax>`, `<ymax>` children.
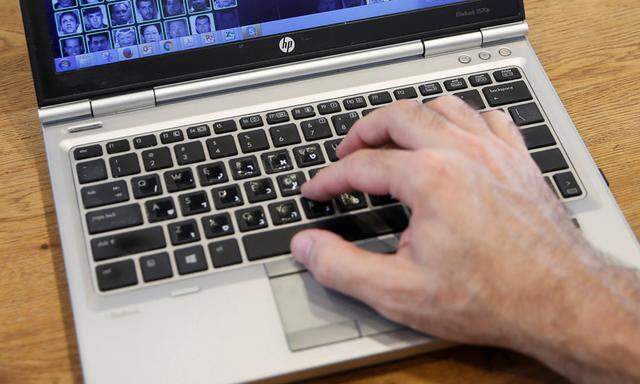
<box><xmin>96</xmin><ymin>259</ymin><xmax>138</xmax><ymax>291</ymax></box>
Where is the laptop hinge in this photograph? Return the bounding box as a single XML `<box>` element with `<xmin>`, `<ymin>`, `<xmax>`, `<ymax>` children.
<box><xmin>39</xmin><ymin>100</ymin><xmax>93</xmax><ymax>126</ymax></box>
<box><xmin>38</xmin><ymin>90</ymin><xmax>157</xmax><ymax>126</ymax></box>
<box><xmin>153</xmin><ymin>40</ymin><xmax>424</xmax><ymax>105</ymax></box>
<box><xmin>91</xmin><ymin>90</ymin><xmax>157</xmax><ymax>117</ymax></box>
<box><xmin>424</xmin><ymin>21</ymin><xmax>529</xmax><ymax>57</ymax></box>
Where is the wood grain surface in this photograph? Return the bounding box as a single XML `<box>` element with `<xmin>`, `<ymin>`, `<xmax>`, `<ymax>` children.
<box><xmin>1</xmin><ymin>0</ymin><xmax>638</xmax><ymax>383</ymax></box>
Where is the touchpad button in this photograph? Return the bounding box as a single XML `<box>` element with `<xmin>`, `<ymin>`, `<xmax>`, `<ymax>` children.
<box><xmin>269</xmin><ymin>268</ymin><xmax>402</xmax><ymax>352</ymax></box>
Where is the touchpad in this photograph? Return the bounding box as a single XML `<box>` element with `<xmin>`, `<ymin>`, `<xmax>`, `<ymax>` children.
<box><xmin>266</xmin><ymin>236</ymin><xmax>402</xmax><ymax>351</ymax></box>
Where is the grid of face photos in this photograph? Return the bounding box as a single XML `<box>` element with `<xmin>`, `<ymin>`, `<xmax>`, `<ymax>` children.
<box><xmin>53</xmin><ymin>0</ymin><xmax>238</xmax><ymax>57</ymax></box>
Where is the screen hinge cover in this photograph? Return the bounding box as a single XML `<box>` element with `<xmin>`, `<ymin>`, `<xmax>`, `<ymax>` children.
<box><xmin>423</xmin><ymin>21</ymin><xmax>529</xmax><ymax>57</ymax></box>
<box><xmin>39</xmin><ymin>90</ymin><xmax>157</xmax><ymax>126</ymax></box>
<box><xmin>153</xmin><ymin>40</ymin><xmax>424</xmax><ymax>105</ymax></box>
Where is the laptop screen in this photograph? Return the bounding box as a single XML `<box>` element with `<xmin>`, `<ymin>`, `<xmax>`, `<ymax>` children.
<box><xmin>49</xmin><ymin>0</ymin><xmax>466</xmax><ymax>72</ymax></box>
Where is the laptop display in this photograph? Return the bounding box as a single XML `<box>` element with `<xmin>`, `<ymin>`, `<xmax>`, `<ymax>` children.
<box><xmin>48</xmin><ymin>0</ymin><xmax>465</xmax><ymax>72</ymax></box>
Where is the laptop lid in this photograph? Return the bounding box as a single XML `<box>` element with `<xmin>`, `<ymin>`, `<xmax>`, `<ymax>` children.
<box><xmin>21</xmin><ymin>0</ymin><xmax>524</xmax><ymax>107</ymax></box>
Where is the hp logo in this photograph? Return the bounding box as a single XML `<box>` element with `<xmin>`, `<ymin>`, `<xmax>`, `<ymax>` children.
<box><xmin>279</xmin><ymin>37</ymin><xmax>295</xmax><ymax>54</ymax></box>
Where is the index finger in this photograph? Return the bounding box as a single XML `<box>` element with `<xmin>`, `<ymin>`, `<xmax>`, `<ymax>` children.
<box><xmin>302</xmin><ymin>148</ymin><xmax>432</xmax><ymax>208</ymax></box>
<box><xmin>336</xmin><ymin>100</ymin><xmax>464</xmax><ymax>159</ymax></box>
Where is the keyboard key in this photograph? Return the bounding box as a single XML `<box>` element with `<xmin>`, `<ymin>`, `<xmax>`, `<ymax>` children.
<box><xmin>244</xmin><ymin>178</ymin><xmax>277</xmax><ymax>203</ymax></box>
<box><xmin>292</xmin><ymin>105</ymin><xmax>315</xmax><ymax>120</ymax></box>
<box><xmin>81</xmin><ymin>180</ymin><xmax>129</xmax><ymax>209</ymax></box>
<box><xmin>131</xmin><ymin>174</ymin><xmax>162</xmax><ymax>199</ymax></box>
<box><xmin>106</xmin><ymin>140</ymin><xmax>130</xmax><ymax>154</ymax></box>
<box><xmin>141</xmin><ymin>147</ymin><xmax>173</xmax><ymax>171</ymax></box>
<box><xmin>209</xmin><ymin>239</ymin><xmax>242</xmax><ymax>268</ymax></box>
<box><xmin>77</xmin><ymin>159</ymin><xmax>107</xmax><ymax>184</ymax></box>
<box><xmin>179</xmin><ymin>191</ymin><xmax>210</xmax><ymax>216</ymax></box>
<box><xmin>482</xmin><ymin>81</ymin><xmax>532</xmax><ymax>107</ymax></box>
<box><xmin>240</xmin><ymin>115</ymin><xmax>264</xmax><ymax>129</ymax></box>
<box><xmin>269</xmin><ymin>123</ymin><xmax>301</xmax><ymax>147</ymax></box>
<box><xmin>394</xmin><ymin>87</ymin><xmax>418</xmax><ymax>100</ymax></box>
<box><xmin>361</xmin><ymin>108</ymin><xmax>379</xmax><ymax>117</ymax></box>
<box><xmin>266</xmin><ymin>110</ymin><xmax>290</xmax><ymax>125</ymax></box>
<box><xmin>201</xmin><ymin>213</ymin><xmax>234</xmax><ymax>239</ymax></box>
<box><xmin>335</xmin><ymin>192</ymin><xmax>367</xmax><ymax>212</ymax></box>
<box><xmin>164</xmin><ymin>168</ymin><xmax>196</xmax><ymax>192</ymax></box>
<box><xmin>301</xmin><ymin>117</ymin><xmax>332</xmax><ymax>141</ymax></box>
<box><xmin>318</xmin><ymin>101</ymin><xmax>341</xmax><ymax>115</ymax></box>
<box><xmin>444</xmin><ymin>78</ymin><xmax>468</xmax><ymax>91</ymax></box>
<box><xmin>308</xmin><ymin>167</ymin><xmax>325</xmax><ymax>179</ymax></box>
<box><xmin>494</xmin><ymin>68</ymin><xmax>522</xmax><ymax>82</ymax></box>
<box><xmin>521</xmin><ymin>125</ymin><xmax>556</xmax><ymax>150</ymax></box>
<box><xmin>531</xmin><ymin>148</ymin><xmax>569</xmax><ymax>173</ymax></box>
<box><xmin>293</xmin><ymin>144</ymin><xmax>325</xmax><ymax>168</ymax></box>
<box><xmin>186</xmin><ymin>124</ymin><xmax>211</xmax><ymax>139</ymax></box>
<box><xmin>96</xmin><ymin>260</ymin><xmax>137</xmax><ymax>291</ymax></box>
<box><xmin>213</xmin><ymin>120</ymin><xmax>237</xmax><ymax>134</ymax></box>
<box><xmin>175</xmin><ymin>141</ymin><xmax>206</xmax><ymax>165</ymax></box>
<box><xmin>206</xmin><ymin>135</ymin><xmax>238</xmax><ymax>159</ymax></box>
<box><xmin>197</xmin><ymin>162</ymin><xmax>228</xmax><ymax>186</ymax></box>
<box><xmin>160</xmin><ymin>129</ymin><xmax>184</xmax><ymax>144</ymax></box>
<box><xmin>236</xmin><ymin>206</ymin><xmax>268</xmax><ymax>232</ymax></box>
<box><xmin>169</xmin><ymin>219</ymin><xmax>200</xmax><ymax>245</ymax></box>
<box><xmin>86</xmin><ymin>203</ymin><xmax>143</xmax><ymax>234</ymax></box>
<box><xmin>91</xmin><ymin>226</ymin><xmax>166</xmax><ymax>261</ymax></box>
<box><xmin>454</xmin><ymin>90</ymin><xmax>486</xmax><ymax>110</ymax></box>
<box><xmin>174</xmin><ymin>246</ymin><xmax>208</xmax><ymax>275</ymax></box>
<box><xmin>369</xmin><ymin>194</ymin><xmax>398</xmax><ymax>206</ymax></box>
<box><xmin>243</xmin><ymin>205</ymin><xmax>409</xmax><ymax>261</ymax></box>
<box><xmin>468</xmin><ymin>73</ymin><xmax>492</xmax><ymax>87</ymax></box>
<box><xmin>140</xmin><ymin>253</ymin><xmax>173</xmax><ymax>282</ymax></box>
<box><xmin>74</xmin><ymin>145</ymin><xmax>102</xmax><ymax>160</ymax></box>
<box><xmin>324</xmin><ymin>139</ymin><xmax>342</xmax><ymax>162</ymax></box>
<box><xmin>261</xmin><ymin>150</ymin><xmax>294</xmax><ymax>174</ymax></box>
<box><xmin>269</xmin><ymin>200</ymin><xmax>301</xmax><ymax>225</ymax></box>
<box><xmin>418</xmin><ymin>83</ymin><xmax>443</xmax><ymax>96</ymax></box>
<box><xmin>133</xmin><ymin>134</ymin><xmax>157</xmax><ymax>149</ymax></box>
<box><xmin>211</xmin><ymin>184</ymin><xmax>243</xmax><ymax>209</ymax></box>
<box><xmin>509</xmin><ymin>103</ymin><xmax>544</xmax><ymax>126</ymax></box>
<box><xmin>553</xmin><ymin>172</ymin><xmax>582</xmax><ymax>198</ymax></box>
<box><xmin>277</xmin><ymin>172</ymin><xmax>306</xmax><ymax>196</ymax></box>
<box><xmin>145</xmin><ymin>197</ymin><xmax>177</xmax><ymax>222</ymax></box>
<box><xmin>110</xmin><ymin>153</ymin><xmax>140</xmax><ymax>177</ymax></box>
<box><xmin>331</xmin><ymin>112</ymin><xmax>359</xmax><ymax>136</ymax></box>
<box><xmin>229</xmin><ymin>155</ymin><xmax>261</xmax><ymax>180</ymax></box>
<box><xmin>239</xmin><ymin>130</ymin><xmax>270</xmax><ymax>153</ymax></box>
<box><xmin>368</xmin><ymin>91</ymin><xmax>392</xmax><ymax>105</ymax></box>
<box><xmin>301</xmin><ymin>198</ymin><xmax>334</xmax><ymax>219</ymax></box>
<box><xmin>343</xmin><ymin>96</ymin><xmax>367</xmax><ymax>110</ymax></box>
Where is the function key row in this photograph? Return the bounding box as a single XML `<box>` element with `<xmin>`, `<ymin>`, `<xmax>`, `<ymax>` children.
<box><xmin>73</xmin><ymin>68</ymin><xmax>524</xmax><ymax>162</ymax></box>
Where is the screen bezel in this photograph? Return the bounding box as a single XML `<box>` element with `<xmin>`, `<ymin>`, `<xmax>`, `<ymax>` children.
<box><xmin>21</xmin><ymin>0</ymin><xmax>524</xmax><ymax>107</ymax></box>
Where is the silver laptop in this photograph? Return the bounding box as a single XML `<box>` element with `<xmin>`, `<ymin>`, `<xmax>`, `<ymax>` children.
<box><xmin>20</xmin><ymin>0</ymin><xmax>640</xmax><ymax>382</ymax></box>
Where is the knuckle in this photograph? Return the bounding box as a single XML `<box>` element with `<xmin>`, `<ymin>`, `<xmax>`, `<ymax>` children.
<box><xmin>308</xmin><ymin>254</ymin><xmax>334</xmax><ymax>285</ymax></box>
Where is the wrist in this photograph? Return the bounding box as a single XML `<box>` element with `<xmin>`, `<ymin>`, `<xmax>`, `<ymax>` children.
<box><xmin>504</xmin><ymin>240</ymin><xmax>640</xmax><ymax>382</ymax></box>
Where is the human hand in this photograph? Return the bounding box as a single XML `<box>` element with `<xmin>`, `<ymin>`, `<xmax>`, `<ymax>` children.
<box><xmin>290</xmin><ymin>96</ymin><xmax>593</xmax><ymax>349</ymax></box>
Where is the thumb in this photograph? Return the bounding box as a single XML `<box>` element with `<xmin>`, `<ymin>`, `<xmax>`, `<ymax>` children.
<box><xmin>290</xmin><ymin>229</ymin><xmax>400</xmax><ymax>307</ymax></box>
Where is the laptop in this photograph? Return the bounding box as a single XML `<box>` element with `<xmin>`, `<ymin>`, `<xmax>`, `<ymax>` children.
<box><xmin>20</xmin><ymin>0</ymin><xmax>640</xmax><ymax>382</ymax></box>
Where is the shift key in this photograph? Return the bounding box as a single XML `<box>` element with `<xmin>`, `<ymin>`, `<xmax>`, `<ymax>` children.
<box><xmin>482</xmin><ymin>81</ymin><xmax>532</xmax><ymax>107</ymax></box>
<box><xmin>91</xmin><ymin>226</ymin><xmax>166</xmax><ymax>261</ymax></box>
<box><xmin>86</xmin><ymin>203</ymin><xmax>143</xmax><ymax>234</ymax></box>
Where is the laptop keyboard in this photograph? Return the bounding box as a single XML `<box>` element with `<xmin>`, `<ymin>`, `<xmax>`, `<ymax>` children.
<box><xmin>71</xmin><ymin>67</ymin><xmax>585</xmax><ymax>293</ymax></box>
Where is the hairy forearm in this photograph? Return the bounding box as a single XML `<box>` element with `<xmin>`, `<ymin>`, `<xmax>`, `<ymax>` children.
<box><xmin>513</xmin><ymin>245</ymin><xmax>640</xmax><ymax>383</ymax></box>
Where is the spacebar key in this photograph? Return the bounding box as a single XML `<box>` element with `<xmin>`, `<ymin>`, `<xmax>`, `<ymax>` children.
<box><xmin>243</xmin><ymin>205</ymin><xmax>408</xmax><ymax>261</ymax></box>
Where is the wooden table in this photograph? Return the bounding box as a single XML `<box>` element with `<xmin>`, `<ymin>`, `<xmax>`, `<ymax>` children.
<box><xmin>1</xmin><ymin>0</ymin><xmax>638</xmax><ymax>382</ymax></box>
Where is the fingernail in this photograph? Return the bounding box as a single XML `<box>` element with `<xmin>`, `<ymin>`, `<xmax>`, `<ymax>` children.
<box><xmin>291</xmin><ymin>233</ymin><xmax>314</xmax><ymax>265</ymax></box>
